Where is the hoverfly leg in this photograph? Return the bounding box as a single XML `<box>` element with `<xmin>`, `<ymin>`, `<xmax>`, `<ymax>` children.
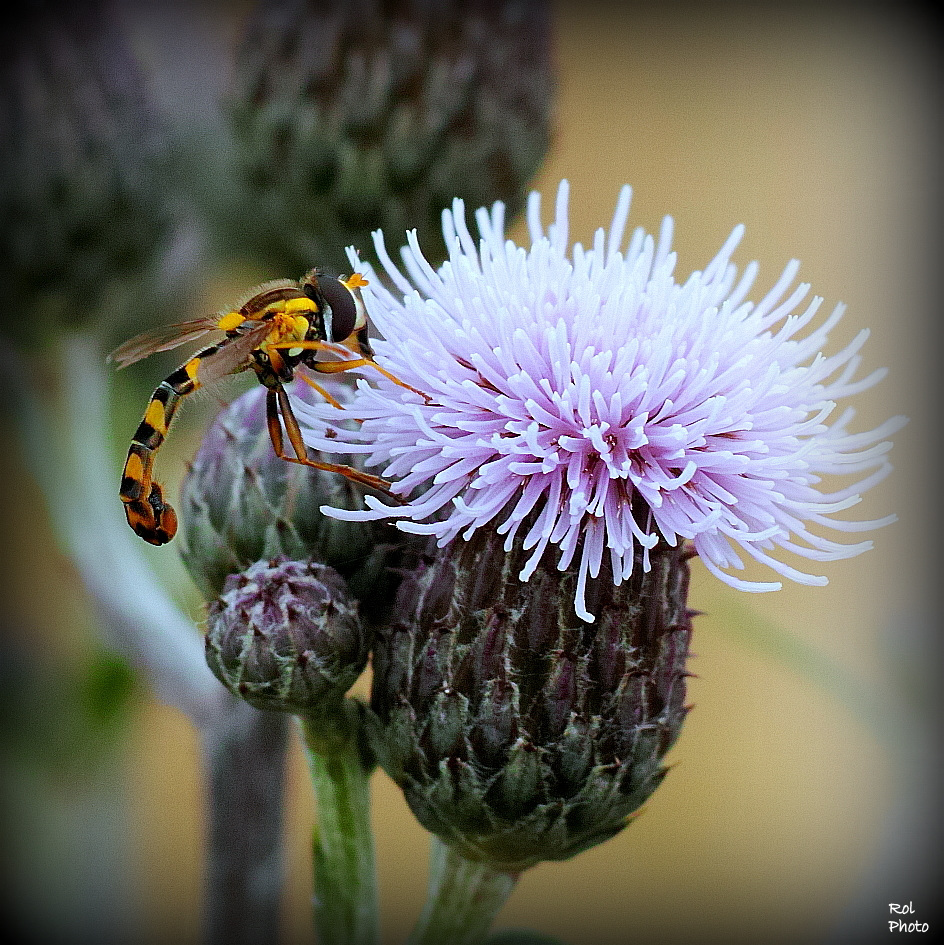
<box><xmin>309</xmin><ymin>354</ymin><xmax>431</xmax><ymax>402</ymax></box>
<box><xmin>267</xmin><ymin>385</ymin><xmax>395</xmax><ymax>495</ymax></box>
<box><xmin>265</xmin><ymin>388</ymin><xmax>287</xmax><ymax>456</ymax></box>
<box><xmin>295</xmin><ymin>371</ymin><xmax>345</xmax><ymax>409</ymax></box>
<box><xmin>268</xmin><ymin>339</ymin><xmax>432</xmax><ymax>404</ymax></box>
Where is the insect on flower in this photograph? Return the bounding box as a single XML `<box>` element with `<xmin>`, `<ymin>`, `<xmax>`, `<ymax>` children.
<box><xmin>109</xmin><ymin>270</ymin><xmax>412</xmax><ymax>545</ymax></box>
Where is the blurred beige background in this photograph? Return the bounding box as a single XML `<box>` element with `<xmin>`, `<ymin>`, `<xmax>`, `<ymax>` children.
<box><xmin>3</xmin><ymin>2</ymin><xmax>938</xmax><ymax>944</ymax></box>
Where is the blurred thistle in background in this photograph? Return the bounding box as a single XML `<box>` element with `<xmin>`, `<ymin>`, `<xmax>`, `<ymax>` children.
<box><xmin>0</xmin><ymin>0</ymin><xmax>173</xmax><ymax>345</ymax></box>
<box><xmin>226</xmin><ymin>0</ymin><xmax>552</xmax><ymax>273</ymax></box>
<box><xmin>1</xmin><ymin>2</ymin><xmax>178</xmax><ymax>939</ymax></box>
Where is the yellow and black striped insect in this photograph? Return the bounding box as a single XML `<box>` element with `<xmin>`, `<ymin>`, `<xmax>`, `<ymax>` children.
<box><xmin>109</xmin><ymin>270</ymin><xmax>406</xmax><ymax>546</ymax></box>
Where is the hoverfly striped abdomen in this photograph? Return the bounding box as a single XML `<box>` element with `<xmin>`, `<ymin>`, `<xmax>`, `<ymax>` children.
<box><xmin>119</xmin><ymin>347</ymin><xmax>212</xmax><ymax>544</ymax></box>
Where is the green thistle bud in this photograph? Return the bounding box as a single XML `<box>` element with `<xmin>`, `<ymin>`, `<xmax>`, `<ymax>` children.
<box><xmin>180</xmin><ymin>381</ymin><xmax>421</xmax><ymax>625</ymax></box>
<box><xmin>0</xmin><ymin>1</ymin><xmax>172</xmax><ymax>341</ymax></box>
<box><xmin>370</xmin><ymin>528</ymin><xmax>694</xmax><ymax>872</ymax></box>
<box><xmin>226</xmin><ymin>0</ymin><xmax>553</xmax><ymax>272</ymax></box>
<box><xmin>205</xmin><ymin>556</ymin><xmax>368</xmax><ymax>716</ymax></box>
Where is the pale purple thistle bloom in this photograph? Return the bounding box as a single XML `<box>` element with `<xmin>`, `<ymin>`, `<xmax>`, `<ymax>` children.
<box><xmin>297</xmin><ymin>181</ymin><xmax>906</xmax><ymax>623</ymax></box>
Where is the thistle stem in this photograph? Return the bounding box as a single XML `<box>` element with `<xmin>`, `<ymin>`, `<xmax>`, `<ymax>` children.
<box><xmin>203</xmin><ymin>701</ymin><xmax>289</xmax><ymax>945</ymax></box>
<box><xmin>300</xmin><ymin>705</ymin><xmax>378</xmax><ymax>945</ymax></box>
<box><xmin>408</xmin><ymin>840</ymin><xmax>518</xmax><ymax>945</ymax></box>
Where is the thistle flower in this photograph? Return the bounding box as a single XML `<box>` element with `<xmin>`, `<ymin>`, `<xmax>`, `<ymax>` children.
<box><xmin>299</xmin><ymin>181</ymin><xmax>906</xmax><ymax>622</ymax></box>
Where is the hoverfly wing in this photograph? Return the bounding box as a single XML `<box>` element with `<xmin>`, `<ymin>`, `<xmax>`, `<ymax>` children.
<box><xmin>107</xmin><ymin>317</ymin><xmax>220</xmax><ymax>369</ymax></box>
<box><xmin>191</xmin><ymin>321</ymin><xmax>273</xmax><ymax>385</ymax></box>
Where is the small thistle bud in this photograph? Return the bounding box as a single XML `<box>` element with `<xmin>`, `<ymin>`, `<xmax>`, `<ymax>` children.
<box><xmin>180</xmin><ymin>381</ymin><xmax>420</xmax><ymax>625</ymax></box>
<box><xmin>226</xmin><ymin>0</ymin><xmax>553</xmax><ymax>271</ymax></box>
<box><xmin>370</xmin><ymin>527</ymin><xmax>694</xmax><ymax>872</ymax></box>
<box><xmin>205</xmin><ymin>556</ymin><xmax>369</xmax><ymax>716</ymax></box>
<box><xmin>0</xmin><ymin>1</ymin><xmax>172</xmax><ymax>340</ymax></box>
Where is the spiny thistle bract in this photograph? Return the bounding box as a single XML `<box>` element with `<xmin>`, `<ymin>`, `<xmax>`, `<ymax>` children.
<box><xmin>205</xmin><ymin>556</ymin><xmax>369</xmax><ymax>717</ymax></box>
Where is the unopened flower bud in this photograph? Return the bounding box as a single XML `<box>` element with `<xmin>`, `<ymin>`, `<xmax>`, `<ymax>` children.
<box><xmin>227</xmin><ymin>0</ymin><xmax>552</xmax><ymax>271</ymax></box>
<box><xmin>205</xmin><ymin>556</ymin><xmax>368</xmax><ymax>716</ymax></box>
<box><xmin>370</xmin><ymin>527</ymin><xmax>694</xmax><ymax>872</ymax></box>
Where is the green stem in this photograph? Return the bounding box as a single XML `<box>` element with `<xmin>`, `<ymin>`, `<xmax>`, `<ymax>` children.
<box><xmin>409</xmin><ymin>840</ymin><xmax>518</xmax><ymax>945</ymax></box>
<box><xmin>300</xmin><ymin>704</ymin><xmax>378</xmax><ymax>945</ymax></box>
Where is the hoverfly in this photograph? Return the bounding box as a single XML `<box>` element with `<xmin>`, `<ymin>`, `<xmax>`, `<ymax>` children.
<box><xmin>110</xmin><ymin>270</ymin><xmax>413</xmax><ymax>546</ymax></box>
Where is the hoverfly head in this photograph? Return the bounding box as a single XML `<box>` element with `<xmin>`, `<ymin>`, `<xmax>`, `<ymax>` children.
<box><xmin>318</xmin><ymin>275</ymin><xmax>357</xmax><ymax>343</ymax></box>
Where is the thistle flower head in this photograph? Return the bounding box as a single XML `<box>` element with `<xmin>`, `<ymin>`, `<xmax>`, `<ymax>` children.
<box><xmin>300</xmin><ymin>181</ymin><xmax>906</xmax><ymax>622</ymax></box>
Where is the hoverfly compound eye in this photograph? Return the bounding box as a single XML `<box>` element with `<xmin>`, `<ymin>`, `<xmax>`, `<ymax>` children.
<box><xmin>318</xmin><ymin>274</ymin><xmax>360</xmax><ymax>342</ymax></box>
